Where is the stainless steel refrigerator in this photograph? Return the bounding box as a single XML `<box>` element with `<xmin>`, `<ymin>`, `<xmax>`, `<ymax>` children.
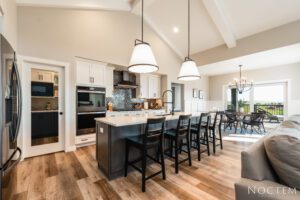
<box><xmin>0</xmin><ymin>35</ymin><xmax>22</xmax><ymax>200</ymax></box>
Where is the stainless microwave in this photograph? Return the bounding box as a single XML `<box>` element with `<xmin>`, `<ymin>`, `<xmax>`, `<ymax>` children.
<box><xmin>31</xmin><ymin>81</ymin><xmax>54</xmax><ymax>97</ymax></box>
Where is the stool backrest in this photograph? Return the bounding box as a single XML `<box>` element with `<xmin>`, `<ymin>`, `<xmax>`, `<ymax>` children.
<box><xmin>144</xmin><ymin>117</ymin><xmax>166</xmax><ymax>145</ymax></box>
<box><xmin>176</xmin><ymin>114</ymin><xmax>191</xmax><ymax>138</ymax></box>
<box><xmin>197</xmin><ymin>113</ymin><xmax>210</xmax><ymax>131</ymax></box>
<box><xmin>211</xmin><ymin>111</ymin><xmax>224</xmax><ymax>129</ymax></box>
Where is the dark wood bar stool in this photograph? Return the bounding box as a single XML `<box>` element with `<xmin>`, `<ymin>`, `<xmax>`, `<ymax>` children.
<box><xmin>164</xmin><ymin>114</ymin><xmax>192</xmax><ymax>174</ymax></box>
<box><xmin>124</xmin><ymin>117</ymin><xmax>166</xmax><ymax>192</ymax></box>
<box><xmin>208</xmin><ymin>112</ymin><xmax>224</xmax><ymax>154</ymax></box>
<box><xmin>190</xmin><ymin>113</ymin><xmax>210</xmax><ymax>161</ymax></box>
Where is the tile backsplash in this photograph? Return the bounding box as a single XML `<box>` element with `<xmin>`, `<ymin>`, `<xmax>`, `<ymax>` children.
<box><xmin>106</xmin><ymin>89</ymin><xmax>134</xmax><ymax>110</ymax></box>
<box><xmin>32</xmin><ymin>98</ymin><xmax>58</xmax><ymax>111</ymax></box>
<box><xmin>106</xmin><ymin>89</ymin><xmax>164</xmax><ymax>110</ymax></box>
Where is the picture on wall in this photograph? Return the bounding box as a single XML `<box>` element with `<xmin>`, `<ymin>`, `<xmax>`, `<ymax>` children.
<box><xmin>193</xmin><ymin>88</ymin><xmax>198</xmax><ymax>98</ymax></box>
<box><xmin>198</xmin><ymin>90</ymin><xmax>204</xmax><ymax>99</ymax></box>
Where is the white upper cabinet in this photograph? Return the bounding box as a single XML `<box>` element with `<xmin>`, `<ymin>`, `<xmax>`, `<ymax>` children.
<box><xmin>76</xmin><ymin>59</ymin><xmax>114</xmax><ymax>97</ymax></box>
<box><xmin>76</xmin><ymin>59</ymin><xmax>106</xmax><ymax>87</ymax></box>
<box><xmin>137</xmin><ymin>74</ymin><xmax>161</xmax><ymax>99</ymax></box>
<box><xmin>90</xmin><ymin>63</ymin><xmax>105</xmax><ymax>86</ymax></box>
<box><xmin>148</xmin><ymin>75</ymin><xmax>161</xmax><ymax>98</ymax></box>
<box><xmin>76</xmin><ymin>60</ymin><xmax>91</xmax><ymax>85</ymax></box>
<box><xmin>105</xmin><ymin>67</ymin><xmax>114</xmax><ymax>97</ymax></box>
<box><xmin>138</xmin><ymin>74</ymin><xmax>149</xmax><ymax>98</ymax></box>
<box><xmin>31</xmin><ymin>70</ymin><xmax>53</xmax><ymax>82</ymax></box>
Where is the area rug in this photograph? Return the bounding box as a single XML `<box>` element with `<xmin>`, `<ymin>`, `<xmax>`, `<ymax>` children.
<box><xmin>223</xmin><ymin>134</ymin><xmax>264</xmax><ymax>143</ymax></box>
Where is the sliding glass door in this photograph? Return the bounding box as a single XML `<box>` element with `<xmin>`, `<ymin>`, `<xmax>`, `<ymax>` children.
<box><xmin>225</xmin><ymin>82</ymin><xmax>286</xmax><ymax>118</ymax></box>
<box><xmin>253</xmin><ymin>84</ymin><xmax>285</xmax><ymax>117</ymax></box>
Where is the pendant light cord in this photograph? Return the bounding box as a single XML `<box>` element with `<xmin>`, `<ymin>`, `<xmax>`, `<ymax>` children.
<box><xmin>188</xmin><ymin>0</ymin><xmax>190</xmax><ymax>59</ymax></box>
<box><xmin>142</xmin><ymin>0</ymin><xmax>144</xmax><ymax>42</ymax></box>
<box><xmin>239</xmin><ymin>65</ymin><xmax>242</xmax><ymax>81</ymax></box>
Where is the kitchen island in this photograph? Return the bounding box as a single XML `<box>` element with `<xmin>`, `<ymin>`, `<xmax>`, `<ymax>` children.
<box><xmin>95</xmin><ymin>112</ymin><xmax>202</xmax><ymax>180</ymax></box>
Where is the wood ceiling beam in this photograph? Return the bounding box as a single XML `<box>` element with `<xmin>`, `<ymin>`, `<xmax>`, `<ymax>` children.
<box><xmin>203</xmin><ymin>0</ymin><xmax>236</xmax><ymax>48</ymax></box>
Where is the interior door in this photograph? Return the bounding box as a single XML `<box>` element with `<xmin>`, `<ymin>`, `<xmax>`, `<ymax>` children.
<box><xmin>24</xmin><ymin>64</ymin><xmax>65</xmax><ymax>157</ymax></box>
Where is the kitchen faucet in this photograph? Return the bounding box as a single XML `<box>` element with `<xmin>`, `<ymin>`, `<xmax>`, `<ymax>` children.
<box><xmin>162</xmin><ymin>90</ymin><xmax>175</xmax><ymax>115</ymax></box>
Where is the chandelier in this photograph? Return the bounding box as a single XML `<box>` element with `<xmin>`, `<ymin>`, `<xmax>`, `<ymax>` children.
<box><xmin>228</xmin><ymin>65</ymin><xmax>253</xmax><ymax>94</ymax></box>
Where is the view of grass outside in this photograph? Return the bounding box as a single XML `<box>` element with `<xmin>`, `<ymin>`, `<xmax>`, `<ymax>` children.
<box><xmin>226</xmin><ymin>84</ymin><xmax>285</xmax><ymax>116</ymax></box>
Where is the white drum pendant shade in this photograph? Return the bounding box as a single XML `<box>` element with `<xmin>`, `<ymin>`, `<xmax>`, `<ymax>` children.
<box><xmin>128</xmin><ymin>43</ymin><xmax>158</xmax><ymax>73</ymax></box>
<box><xmin>178</xmin><ymin>59</ymin><xmax>200</xmax><ymax>81</ymax></box>
<box><xmin>177</xmin><ymin>0</ymin><xmax>201</xmax><ymax>81</ymax></box>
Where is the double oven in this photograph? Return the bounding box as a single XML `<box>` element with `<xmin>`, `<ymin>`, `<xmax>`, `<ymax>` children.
<box><xmin>76</xmin><ymin>86</ymin><xmax>106</xmax><ymax>136</ymax></box>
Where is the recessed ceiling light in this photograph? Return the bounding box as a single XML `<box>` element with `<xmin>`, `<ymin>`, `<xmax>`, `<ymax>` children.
<box><xmin>173</xmin><ymin>27</ymin><xmax>179</xmax><ymax>33</ymax></box>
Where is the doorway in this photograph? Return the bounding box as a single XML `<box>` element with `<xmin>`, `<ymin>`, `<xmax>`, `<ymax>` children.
<box><xmin>171</xmin><ymin>83</ymin><xmax>184</xmax><ymax>112</ymax></box>
<box><xmin>225</xmin><ymin>82</ymin><xmax>287</xmax><ymax>119</ymax></box>
<box><xmin>22</xmin><ymin>62</ymin><xmax>66</xmax><ymax>157</ymax></box>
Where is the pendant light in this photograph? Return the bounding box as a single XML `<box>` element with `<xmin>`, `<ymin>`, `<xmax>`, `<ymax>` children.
<box><xmin>178</xmin><ymin>0</ymin><xmax>200</xmax><ymax>81</ymax></box>
<box><xmin>128</xmin><ymin>0</ymin><xmax>158</xmax><ymax>73</ymax></box>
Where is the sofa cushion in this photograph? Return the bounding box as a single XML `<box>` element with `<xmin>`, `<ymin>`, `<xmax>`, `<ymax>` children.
<box><xmin>241</xmin><ymin>137</ymin><xmax>277</xmax><ymax>181</ymax></box>
<box><xmin>264</xmin><ymin>134</ymin><xmax>300</xmax><ymax>190</ymax></box>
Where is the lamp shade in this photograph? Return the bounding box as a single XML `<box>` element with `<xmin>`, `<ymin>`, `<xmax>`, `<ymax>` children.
<box><xmin>177</xmin><ymin>59</ymin><xmax>200</xmax><ymax>81</ymax></box>
<box><xmin>128</xmin><ymin>43</ymin><xmax>158</xmax><ymax>73</ymax></box>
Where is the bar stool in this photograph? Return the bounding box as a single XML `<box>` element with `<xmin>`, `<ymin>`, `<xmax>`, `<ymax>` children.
<box><xmin>190</xmin><ymin>113</ymin><xmax>210</xmax><ymax>161</ymax></box>
<box><xmin>164</xmin><ymin>114</ymin><xmax>192</xmax><ymax>174</ymax></box>
<box><xmin>208</xmin><ymin>111</ymin><xmax>224</xmax><ymax>154</ymax></box>
<box><xmin>124</xmin><ymin>117</ymin><xmax>166</xmax><ymax>192</ymax></box>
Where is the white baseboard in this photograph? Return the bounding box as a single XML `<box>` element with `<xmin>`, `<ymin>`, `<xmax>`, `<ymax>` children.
<box><xmin>76</xmin><ymin>142</ymin><xmax>96</xmax><ymax>148</ymax></box>
<box><xmin>65</xmin><ymin>145</ymin><xmax>76</xmax><ymax>152</ymax></box>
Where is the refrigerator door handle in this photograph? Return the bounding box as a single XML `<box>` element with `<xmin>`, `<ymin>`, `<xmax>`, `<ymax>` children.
<box><xmin>15</xmin><ymin>61</ymin><xmax>22</xmax><ymax>142</ymax></box>
<box><xmin>1</xmin><ymin>147</ymin><xmax>22</xmax><ymax>175</ymax></box>
<box><xmin>11</xmin><ymin>61</ymin><xmax>22</xmax><ymax>143</ymax></box>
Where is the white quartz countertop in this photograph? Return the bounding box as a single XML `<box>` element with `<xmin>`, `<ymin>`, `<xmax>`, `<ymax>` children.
<box><xmin>95</xmin><ymin>112</ymin><xmax>206</xmax><ymax>127</ymax></box>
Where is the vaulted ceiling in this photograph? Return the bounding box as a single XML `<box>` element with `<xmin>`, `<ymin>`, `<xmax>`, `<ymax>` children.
<box><xmin>17</xmin><ymin>0</ymin><xmax>300</xmax><ymax>59</ymax></box>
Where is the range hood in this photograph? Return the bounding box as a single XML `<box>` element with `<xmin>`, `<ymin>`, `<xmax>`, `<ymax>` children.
<box><xmin>114</xmin><ymin>71</ymin><xmax>138</xmax><ymax>89</ymax></box>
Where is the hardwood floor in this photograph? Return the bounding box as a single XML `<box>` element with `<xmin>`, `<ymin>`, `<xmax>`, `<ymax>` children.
<box><xmin>13</xmin><ymin>141</ymin><xmax>250</xmax><ymax>200</ymax></box>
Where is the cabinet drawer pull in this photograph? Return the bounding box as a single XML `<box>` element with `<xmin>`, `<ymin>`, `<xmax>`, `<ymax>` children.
<box><xmin>81</xmin><ymin>138</ymin><xmax>89</xmax><ymax>141</ymax></box>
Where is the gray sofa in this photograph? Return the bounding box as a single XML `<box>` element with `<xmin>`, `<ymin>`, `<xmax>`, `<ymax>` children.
<box><xmin>235</xmin><ymin>115</ymin><xmax>300</xmax><ymax>200</ymax></box>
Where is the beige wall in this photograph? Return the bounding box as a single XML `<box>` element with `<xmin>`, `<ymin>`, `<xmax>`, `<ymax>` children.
<box><xmin>17</xmin><ymin>7</ymin><xmax>209</xmax><ymax>147</ymax></box>
<box><xmin>0</xmin><ymin>0</ymin><xmax>18</xmax><ymax>49</ymax></box>
<box><xmin>17</xmin><ymin>7</ymin><xmax>208</xmax><ymax>100</ymax></box>
<box><xmin>208</xmin><ymin>63</ymin><xmax>300</xmax><ymax>116</ymax></box>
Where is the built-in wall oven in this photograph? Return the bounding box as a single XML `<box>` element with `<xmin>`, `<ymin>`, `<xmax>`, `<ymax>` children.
<box><xmin>76</xmin><ymin>86</ymin><xmax>106</xmax><ymax>135</ymax></box>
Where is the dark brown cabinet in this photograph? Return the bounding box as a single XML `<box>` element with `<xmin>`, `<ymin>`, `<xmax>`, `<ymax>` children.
<box><xmin>31</xmin><ymin>112</ymin><xmax>58</xmax><ymax>139</ymax></box>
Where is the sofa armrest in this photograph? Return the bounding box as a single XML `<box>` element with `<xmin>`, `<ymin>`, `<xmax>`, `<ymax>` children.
<box><xmin>235</xmin><ymin>178</ymin><xmax>300</xmax><ymax>200</ymax></box>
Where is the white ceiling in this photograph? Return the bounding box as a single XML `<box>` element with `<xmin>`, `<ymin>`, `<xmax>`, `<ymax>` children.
<box><xmin>146</xmin><ymin>0</ymin><xmax>224</xmax><ymax>56</ymax></box>
<box><xmin>198</xmin><ymin>43</ymin><xmax>300</xmax><ymax>76</ymax></box>
<box><xmin>17</xmin><ymin>0</ymin><xmax>300</xmax><ymax>58</ymax></box>
<box><xmin>223</xmin><ymin>0</ymin><xmax>300</xmax><ymax>39</ymax></box>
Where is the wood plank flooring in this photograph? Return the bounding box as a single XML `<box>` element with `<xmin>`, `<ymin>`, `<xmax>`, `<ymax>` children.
<box><xmin>13</xmin><ymin>141</ymin><xmax>250</xmax><ymax>200</ymax></box>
